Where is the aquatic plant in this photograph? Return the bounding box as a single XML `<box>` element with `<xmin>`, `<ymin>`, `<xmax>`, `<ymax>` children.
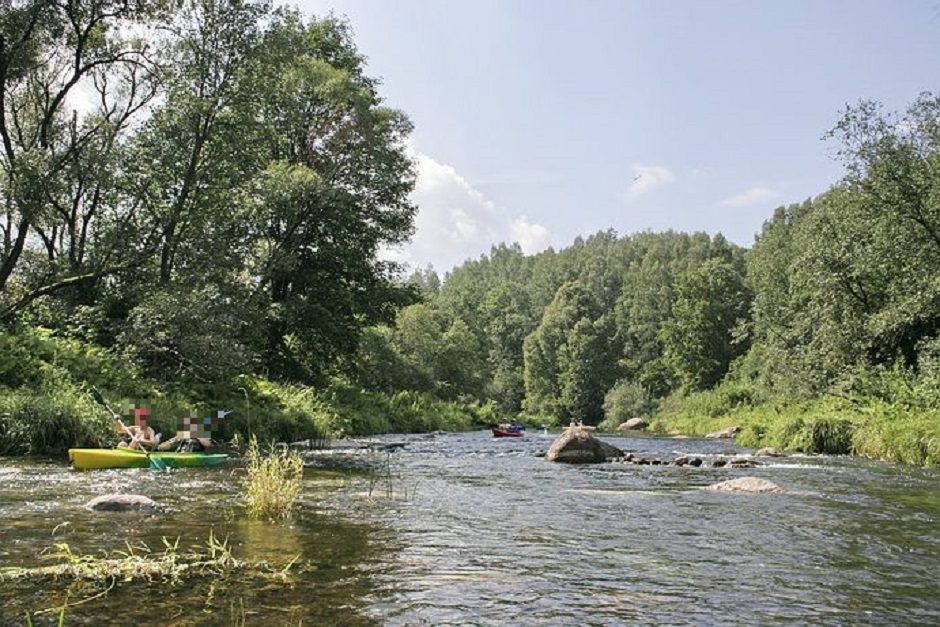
<box><xmin>243</xmin><ymin>436</ymin><xmax>304</xmax><ymax>520</ymax></box>
<box><xmin>0</xmin><ymin>533</ymin><xmax>239</xmax><ymax>585</ymax></box>
<box><xmin>7</xmin><ymin>532</ymin><xmax>301</xmax><ymax>621</ymax></box>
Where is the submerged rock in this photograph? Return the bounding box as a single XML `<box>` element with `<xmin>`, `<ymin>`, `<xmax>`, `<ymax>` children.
<box><xmin>704</xmin><ymin>477</ymin><xmax>785</xmax><ymax>494</ymax></box>
<box><xmin>705</xmin><ymin>426</ymin><xmax>740</xmax><ymax>439</ymax></box>
<box><xmin>85</xmin><ymin>494</ymin><xmax>157</xmax><ymax>512</ymax></box>
<box><xmin>755</xmin><ymin>447</ymin><xmax>784</xmax><ymax>457</ymax></box>
<box><xmin>545</xmin><ymin>426</ymin><xmax>623</xmax><ymax>464</ymax></box>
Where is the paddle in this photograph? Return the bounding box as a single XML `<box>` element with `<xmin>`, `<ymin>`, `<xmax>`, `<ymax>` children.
<box><xmin>89</xmin><ymin>387</ymin><xmax>167</xmax><ymax>472</ymax></box>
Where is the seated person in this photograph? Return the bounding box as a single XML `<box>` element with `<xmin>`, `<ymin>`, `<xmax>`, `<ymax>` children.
<box><xmin>158</xmin><ymin>414</ymin><xmax>212</xmax><ymax>452</ymax></box>
<box><xmin>115</xmin><ymin>407</ymin><xmax>157</xmax><ymax>451</ymax></box>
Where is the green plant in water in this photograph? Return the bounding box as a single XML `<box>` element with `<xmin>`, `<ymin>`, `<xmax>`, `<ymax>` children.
<box><xmin>243</xmin><ymin>435</ymin><xmax>304</xmax><ymax>520</ymax></box>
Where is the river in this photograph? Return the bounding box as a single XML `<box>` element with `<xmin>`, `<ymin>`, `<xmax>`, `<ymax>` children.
<box><xmin>1</xmin><ymin>431</ymin><xmax>939</xmax><ymax>625</ymax></box>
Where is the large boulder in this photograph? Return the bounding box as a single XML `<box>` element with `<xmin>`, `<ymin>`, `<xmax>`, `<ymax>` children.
<box><xmin>703</xmin><ymin>477</ymin><xmax>785</xmax><ymax>494</ymax></box>
<box><xmin>705</xmin><ymin>426</ymin><xmax>740</xmax><ymax>439</ymax></box>
<box><xmin>545</xmin><ymin>426</ymin><xmax>623</xmax><ymax>464</ymax></box>
<box><xmin>617</xmin><ymin>418</ymin><xmax>648</xmax><ymax>431</ymax></box>
<box><xmin>85</xmin><ymin>494</ymin><xmax>158</xmax><ymax>512</ymax></box>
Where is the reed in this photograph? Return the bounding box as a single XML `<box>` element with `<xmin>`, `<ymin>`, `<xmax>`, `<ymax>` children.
<box><xmin>243</xmin><ymin>436</ymin><xmax>304</xmax><ymax>520</ymax></box>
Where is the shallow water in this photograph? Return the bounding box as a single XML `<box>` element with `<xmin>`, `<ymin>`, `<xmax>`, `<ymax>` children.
<box><xmin>1</xmin><ymin>431</ymin><xmax>939</xmax><ymax>625</ymax></box>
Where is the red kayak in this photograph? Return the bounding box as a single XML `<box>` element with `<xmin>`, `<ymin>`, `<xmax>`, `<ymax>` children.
<box><xmin>492</xmin><ymin>426</ymin><xmax>525</xmax><ymax>438</ymax></box>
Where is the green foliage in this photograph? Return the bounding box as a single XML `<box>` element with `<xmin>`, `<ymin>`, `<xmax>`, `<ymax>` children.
<box><xmin>0</xmin><ymin>387</ymin><xmax>111</xmax><ymax>455</ymax></box>
<box><xmin>243</xmin><ymin>436</ymin><xmax>304</xmax><ymax>521</ymax></box>
<box><xmin>117</xmin><ymin>287</ymin><xmax>252</xmax><ymax>384</ymax></box>
<box><xmin>1</xmin><ymin>11</ymin><xmax>938</xmax><ymax>477</ymax></box>
<box><xmin>660</xmin><ymin>258</ymin><xmax>751</xmax><ymax>390</ymax></box>
<box><xmin>601</xmin><ymin>379</ymin><xmax>656</xmax><ymax>428</ymax></box>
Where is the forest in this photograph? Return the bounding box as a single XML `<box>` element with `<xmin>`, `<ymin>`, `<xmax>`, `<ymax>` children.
<box><xmin>1</xmin><ymin>1</ymin><xmax>938</xmax><ymax>465</ymax></box>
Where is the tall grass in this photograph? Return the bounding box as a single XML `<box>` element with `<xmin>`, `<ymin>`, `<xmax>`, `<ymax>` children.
<box><xmin>243</xmin><ymin>436</ymin><xmax>304</xmax><ymax>520</ymax></box>
<box><xmin>0</xmin><ymin>387</ymin><xmax>112</xmax><ymax>455</ymax></box>
<box><xmin>653</xmin><ymin>380</ymin><xmax>940</xmax><ymax>465</ymax></box>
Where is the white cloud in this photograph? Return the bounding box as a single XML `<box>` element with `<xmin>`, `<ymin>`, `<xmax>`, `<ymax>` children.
<box><xmin>510</xmin><ymin>215</ymin><xmax>551</xmax><ymax>254</ymax></box>
<box><xmin>384</xmin><ymin>151</ymin><xmax>551</xmax><ymax>272</ymax></box>
<box><xmin>720</xmin><ymin>186</ymin><xmax>778</xmax><ymax>208</ymax></box>
<box><xmin>627</xmin><ymin>164</ymin><xmax>675</xmax><ymax>199</ymax></box>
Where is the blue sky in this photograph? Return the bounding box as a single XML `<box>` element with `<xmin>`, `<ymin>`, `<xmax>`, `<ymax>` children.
<box><xmin>297</xmin><ymin>0</ymin><xmax>940</xmax><ymax>272</ymax></box>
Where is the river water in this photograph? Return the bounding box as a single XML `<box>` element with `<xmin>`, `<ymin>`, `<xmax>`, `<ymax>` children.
<box><xmin>1</xmin><ymin>431</ymin><xmax>939</xmax><ymax>625</ymax></box>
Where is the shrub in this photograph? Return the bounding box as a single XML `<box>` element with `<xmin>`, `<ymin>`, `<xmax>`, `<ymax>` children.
<box><xmin>0</xmin><ymin>387</ymin><xmax>112</xmax><ymax>455</ymax></box>
<box><xmin>243</xmin><ymin>436</ymin><xmax>304</xmax><ymax>521</ymax></box>
<box><xmin>602</xmin><ymin>379</ymin><xmax>655</xmax><ymax>428</ymax></box>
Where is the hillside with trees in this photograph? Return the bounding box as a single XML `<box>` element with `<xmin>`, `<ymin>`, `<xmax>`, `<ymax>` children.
<box><xmin>1</xmin><ymin>1</ymin><xmax>937</xmax><ymax>465</ymax></box>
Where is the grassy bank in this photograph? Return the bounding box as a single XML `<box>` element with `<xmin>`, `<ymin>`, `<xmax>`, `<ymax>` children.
<box><xmin>650</xmin><ymin>382</ymin><xmax>940</xmax><ymax>466</ymax></box>
<box><xmin>0</xmin><ymin>329</ymin><xmax>502</xmax><ymax>456</ymax></box>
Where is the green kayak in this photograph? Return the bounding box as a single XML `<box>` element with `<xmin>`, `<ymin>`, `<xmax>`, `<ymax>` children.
<box><xmin>68</xmin><ymin>447</ymin><xmax>228</xmax><ymax>470</ymax></box>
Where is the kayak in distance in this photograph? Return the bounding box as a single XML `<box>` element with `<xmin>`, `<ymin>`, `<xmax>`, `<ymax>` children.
<box><xmin>492</xmin><ymin>422</ymin><xmax>525</xmax><ymax>438</ymax></box>
<box><xmin>68</xmin><ymin>448</ymin><xmax>228</xmax><ymax>470</ymax></box>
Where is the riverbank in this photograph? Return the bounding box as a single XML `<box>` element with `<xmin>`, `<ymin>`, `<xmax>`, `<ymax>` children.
<box><xmin>0</xmin><ymin>328</ymin><xmax>502</xmax><ymax>455</ymax></box>
<box><xmin>0</xmin><ymin>379</ymin><xmax>501</xmax><ymax>456</ymax></box>
<box><xmin>650</xmin><ymin>384</ymin><xmax>940</xmax><ymax>466</ymax></box>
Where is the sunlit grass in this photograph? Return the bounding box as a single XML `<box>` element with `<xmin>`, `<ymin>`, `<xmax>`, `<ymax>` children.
<box><xmin>243</xmin><ymin>436</ymin><xmax>304</xmax><ymax>520</ymax></box>
<box><xmin>652</xmin><ymin>385</ymin><xmax>940</xmax><ymax>466</ymax></box>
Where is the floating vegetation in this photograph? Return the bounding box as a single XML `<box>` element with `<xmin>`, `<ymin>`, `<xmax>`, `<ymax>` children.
<box><xmin>243</xmin><ymin>435</ymin><xmax>304</xmax><ymax>520</ymax></box>
<box><xmin>4</xmin><ymin>532</ymin><xmax>304</xmax><ymax>620</ymax></box>
<box><xmin>0</xmin><ymin>532</ymin><xmax>296</xmax><ymax>584</ymax></box>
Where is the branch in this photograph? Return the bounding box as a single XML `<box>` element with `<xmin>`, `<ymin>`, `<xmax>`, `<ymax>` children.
<box><xmin>0</xmin><ymin>254</ymin><xmax>148</xmax><ymax>321</ymax></box>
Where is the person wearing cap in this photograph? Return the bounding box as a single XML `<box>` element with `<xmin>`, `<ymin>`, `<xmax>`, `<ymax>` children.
<box><xmin>115</xmin><ymin>407</ymin><xmax>157</xmax><ymax>451</ymax></box>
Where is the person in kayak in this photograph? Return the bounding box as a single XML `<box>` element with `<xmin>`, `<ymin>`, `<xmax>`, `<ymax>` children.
<box><xmin>158</xmin><ymin>413</ymin><xmax>213</xmax><ymax>452</ymax></box>
<box><xmin>115</xmin><ymin>407</ymin><xmax>157</xmax><ymax>451</ymax></box>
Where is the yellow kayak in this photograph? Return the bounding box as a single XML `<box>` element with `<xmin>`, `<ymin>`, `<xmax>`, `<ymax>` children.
<box><xmin>68</xmin><ymin>448</ymin><xmax>228</xmax><ymax>470</ymax></box>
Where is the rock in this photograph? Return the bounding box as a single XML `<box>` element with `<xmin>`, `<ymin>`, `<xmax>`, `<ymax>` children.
<box><xmin>618</xmin><ymin>418</ymin><xmax>649</xmax><ymax>431</ymax></box>
<box><xmin>598</xmin><ymin>439</ymin><xmax>623</xmax><ymax>459</ymax></box>
<box><xmin>688</xmin><ymin>457</ymin><xmax>703</xmax><ymax>467</ymax></box>
<box><xmin>545</xmin><ymin>426</ymin><xmax>624</xmax><ymax>464</ymax></box>
<box><xmin>711</xmin><ymin>459</ymin><xmax>727</xmax><ymax>468</ymax></box>
<box><xmin>85</xmin><ymin>494</ymin><xmax>157</xmax><ymax>512</ymax></box>
<box><xmin>704</xmin><ymin>477</ymin><xmax>785</xmax><ymax>494</ymax></box>
<box><xmin>705</xmin><ymin>426</ymin><xmax>740</xmax><ymax>439</ymax></box>
<box><xmin>674</xmin><ymin>456</ymin><xmax>689</xmax><ymax>466</ymax></box>
<box><xmin>755</xmin><ymin>447</ymin><xmax>784</xmax><ymax>457</ymax></box>
<box><xmin>729</xmin><ymin>457</ymin><xmax>758</xmax><ymax>468</ymax></box>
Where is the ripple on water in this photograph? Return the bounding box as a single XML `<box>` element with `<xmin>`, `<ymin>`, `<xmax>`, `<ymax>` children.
<box><xmin>2</xmin><ymin>434</ymin><xmax>940</xmax><ymax>625</ymax></box>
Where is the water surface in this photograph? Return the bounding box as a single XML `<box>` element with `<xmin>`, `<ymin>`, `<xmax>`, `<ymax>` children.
<box><xmin>1</xmin><ymin>431</ymin><xmax>938</xmax><ymax>625</ymax></box>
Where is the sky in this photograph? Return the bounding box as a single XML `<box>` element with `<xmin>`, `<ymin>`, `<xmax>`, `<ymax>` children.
<box><xmin>296</xmin><ymin>0</ymin><xmax>940</xmax><ymax>273</ymax></box>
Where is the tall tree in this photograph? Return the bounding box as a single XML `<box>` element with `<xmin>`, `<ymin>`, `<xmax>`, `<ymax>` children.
<box><xmin>660</xmin><ymin>258</ymin><xmax>751</xmax><ymax>390</ymax></box>
<box><xmin>0</xmin><ymin>0</ymin><xmax>162</xmax><ymax>317</ymax></box>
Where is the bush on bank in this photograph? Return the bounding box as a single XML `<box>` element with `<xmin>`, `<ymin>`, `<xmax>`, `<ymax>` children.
<box><xmin>0</xmin><ymin>329</ymin><xmax>501</xmax><ymax>456</ymax></box>
<box><xmin>651</xmin><ymin>379</ymin><xmax>940</xmax><ymax>466</ymax></box>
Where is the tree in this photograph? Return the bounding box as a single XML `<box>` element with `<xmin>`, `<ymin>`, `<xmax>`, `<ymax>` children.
<box><xmin>660</xmin><ymin>258</ymin><xmax>751</xmax><ymax>390</ymax></box>
<box><xmin>0</xmin><ymin>0</ymin><xmax>163</xmax><ymax>317</ymax></box>
<box><xmin>558</xmin><ymin>315</ymin><xmax>616</xmax><ymax>423</ymax></box>
<box><xmin>523</xmin><ymin>281</ymin><xmax>598</xmax><ymax>416</ymax></box>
